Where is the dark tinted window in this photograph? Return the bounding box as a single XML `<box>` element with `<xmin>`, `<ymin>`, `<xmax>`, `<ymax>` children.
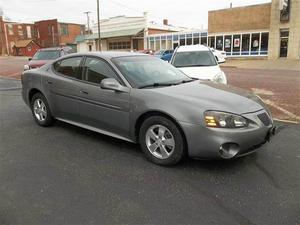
<box><xmin>83</xmin><ymin>57</ymin><xmax>117</xmax><ymax>84</ymax></box>
<box><xmin>33</xmin><ymin>50</ymin><xmax>61</xmax><ymax>60</ymax></box>
<box><xmin>172</xmin><ymin>51</ymin><xmax>217</xmax><ymax>67</ymax></box>
<box><xmin>53</xmin><ymin>57</ymin><xmax>82</xmax><ymax>79</ymax></box>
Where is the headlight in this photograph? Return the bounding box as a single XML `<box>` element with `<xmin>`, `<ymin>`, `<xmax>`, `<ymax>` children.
<box><xmin>204</xmin><ymin>111</ymin><xmax>248</xmax><ymax>128</ymax></box>
<box><xmin>213</xmin><ymin>71</ymin><xmax>227</xmax><ymax>84</ymax></box>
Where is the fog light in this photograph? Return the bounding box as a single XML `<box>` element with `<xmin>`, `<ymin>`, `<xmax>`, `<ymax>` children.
<box><xmin>219</xmin><ymin>143</ymin><xmax>240</xmax><ymax>159</ymax></box>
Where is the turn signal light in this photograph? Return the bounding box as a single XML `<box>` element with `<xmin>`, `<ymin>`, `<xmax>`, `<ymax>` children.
<box><xmin>205</xmin><ymin>116</ymin><xmax>217</xmax><ymax>127</ymax></box>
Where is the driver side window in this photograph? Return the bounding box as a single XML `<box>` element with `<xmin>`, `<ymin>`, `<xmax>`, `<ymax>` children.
<box><xmin>83</xmin><ymin>57</ymin><xmax>118</xmax><ymax>84</ymax></box>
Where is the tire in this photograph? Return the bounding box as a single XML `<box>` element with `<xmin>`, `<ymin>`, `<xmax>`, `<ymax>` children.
<box><xmin>139</xmin><ymin>116</ymin><xmax>185</xmax><ymax>166</ymax></box>
<box><xmin>30</xmin><ymin>92</ymin><xmax>55</xmax><ymax>127</ymax></box>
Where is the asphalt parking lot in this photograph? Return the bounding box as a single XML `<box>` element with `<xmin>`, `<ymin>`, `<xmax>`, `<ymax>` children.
<box><xmin>0</xmin><ymin>78</ymin><xmax>299</xmax><ymax>225</ymax></box>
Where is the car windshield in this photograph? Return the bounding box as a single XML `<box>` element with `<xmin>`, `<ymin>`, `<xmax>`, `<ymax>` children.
<box><xmin>172</xmin><ymin>51</ymin><xmax>217</xmax><ymax>67</ymax></box>
<box><xmin>112</xmin><ymin>56</ymin><xmax>192</xmax><ymax>88</ymax></box>
<box><xmin>32</xmin><ymin>50</ymin><xmax>61</xmax><ymax>60</ymax></box>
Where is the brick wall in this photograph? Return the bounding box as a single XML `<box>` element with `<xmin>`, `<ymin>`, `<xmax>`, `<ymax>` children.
<box><xmin>58</xmin><ymin>23</ymin><xmax>84</xmax><ymax>45</ymax></box>
<box><xmin>208</xmin><ymin>3</ymin><xmax>271</xmax><ymax>33</ymax></box>
<box><xmin>34</xmin><ymin>19</ymin><xmax>59</xmax><ymax>47</ymax></box>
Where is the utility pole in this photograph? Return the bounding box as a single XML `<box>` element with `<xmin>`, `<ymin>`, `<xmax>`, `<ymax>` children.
<box><xmin>84</xmin><ymin>11</ymin><xmax>91</xmax><ymax>35</ymax></box>
<box><xmin>96</xmin><ymin>0</ymin><xmax>101</xmax><ymax>51</ymax></box>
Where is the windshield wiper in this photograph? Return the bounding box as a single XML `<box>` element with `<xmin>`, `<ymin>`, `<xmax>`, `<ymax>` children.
<box><xmin>176</xmin><ymin>65</ymin><xmax>212</xmax><ymax>67</ymax></box>
<box><xmin>139</xmin><ymin>82</ymin><xmax>176</xmax><ymax>89</ymax></box>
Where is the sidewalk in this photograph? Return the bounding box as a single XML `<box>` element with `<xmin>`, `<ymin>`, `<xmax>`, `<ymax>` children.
<box><xmin>221</xmin><ymin>58</ymin><xmax>300</xmax><ymax>71</ymax></box>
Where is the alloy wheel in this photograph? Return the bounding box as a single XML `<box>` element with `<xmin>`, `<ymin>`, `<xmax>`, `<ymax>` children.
<box><xmin>33</xmin><ymin>99</ymin><xmax>47</xmax><ymax>122</ymax></box>
<box><xmin>145</xmin><ymin>124</ymin><xmax>175</xmax><ymax>159</ymax></box>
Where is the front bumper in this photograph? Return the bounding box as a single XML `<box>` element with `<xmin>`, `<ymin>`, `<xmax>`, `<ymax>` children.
<box><xmin>180</xmin><ymin>110</ymin><xmax>275</xmax><ymax>159</ymax></box>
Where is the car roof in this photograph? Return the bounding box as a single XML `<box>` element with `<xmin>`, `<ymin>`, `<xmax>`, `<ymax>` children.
<box><xmin>39</xmin><ymin>47</ymin><xmax>72</xmax><ymax>51</ymax></box>
<box><xmin>63</xmin><ymin>51</ymin><xmax>147</xmax><ymax>59</ymax></box>
<box><xmin>176</xmin><ymin>44</ymin><xmax>210</xmax><ymax>52</ymax></box>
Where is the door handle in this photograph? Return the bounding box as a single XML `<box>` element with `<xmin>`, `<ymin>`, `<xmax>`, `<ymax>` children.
<box><xmin>80</xmin><ymin>90</ymin><xmax>89</xmax><ymax>95</ymax></box>
<box><xmin>46</xmin><ymin>80</ymin><xmax>53</xmax><ymax>84</ymax></box>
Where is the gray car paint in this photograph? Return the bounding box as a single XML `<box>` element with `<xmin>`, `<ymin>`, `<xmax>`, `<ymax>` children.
<box><xmin>22</xmin><ymin>52</ymin><xmax>273</xmax><ymax>159</ymax></box>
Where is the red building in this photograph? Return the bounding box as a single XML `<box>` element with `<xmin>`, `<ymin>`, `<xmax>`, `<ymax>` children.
<box><xmin>0</xmin><ymin>16</ymin><xmax>35</xmax><ymax>55</ymax></box>
<box><xmin>34</xmin><ymin>19</ymin><xmax>85</xmax><ymax>50</ymax></box>
<box><xmin>0</xmin><ymin>16</ymin><xmax>85</xmax><ymax>55</ymax></box>
<box><xmin>12</xmin><ymin>39</ymin><xmax>40</xmax><ymax>57</ymax></box>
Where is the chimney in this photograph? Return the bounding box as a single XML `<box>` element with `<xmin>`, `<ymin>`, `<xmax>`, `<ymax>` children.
<box><xmin>163</xmin><ymin>19</ymin><xmax>168</xmax><ymax>26</ymax></box>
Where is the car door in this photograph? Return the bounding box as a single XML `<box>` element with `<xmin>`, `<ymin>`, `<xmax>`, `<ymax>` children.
<box><xmin>46</xmin><ymin>56</ymin><xmax>83</xmax><ymax>121</ymax></box>
<box><xmin>77</xmin><ymin>56</ymin><xmax>131</xmax><ymax>139</ymax></box>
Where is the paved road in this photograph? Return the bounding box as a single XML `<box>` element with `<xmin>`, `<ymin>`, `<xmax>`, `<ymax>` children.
<box><xmin>0</xmin><ymin>79</ymin><xmax>299</xmax><ymax>225</ymax></box>
<box><xmin>222</xmin><ymin>67</ymin><xmax>300</xmax><ymax>122</ymax></box>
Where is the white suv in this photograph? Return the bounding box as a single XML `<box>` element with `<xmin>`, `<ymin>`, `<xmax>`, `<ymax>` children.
<box><xmin>170</xmin><ymin>45</ymin><xmax>227</xmax><ymax>84</ymax></box>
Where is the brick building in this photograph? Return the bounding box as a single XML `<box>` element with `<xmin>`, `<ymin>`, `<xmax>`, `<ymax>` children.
<box><xmin>0</xmin><ymin>16</ymin><xmax>35</xmax><ymax>55</ymax></box>
<box><xmin>147</xmin><ymin>0</ymin><xmax>299</xmax><ymax>60</ymax></box>
<box><xmin>208</xmin><ymin>0</ymin><xmax>299</xmax><ymax>59</ymax></box>
<box><xmin>34</xmin><ymin>19</ymin><xmax>85</xmax><ymax>50</ymax></box>
<box><xmin>0</xmin><ymin>17</ymin><xmax>85</xmax><ymax>55</ymax></box>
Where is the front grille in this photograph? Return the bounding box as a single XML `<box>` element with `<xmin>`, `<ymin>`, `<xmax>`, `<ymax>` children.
<box><xmin>257</xmin><ymin>112</ymin><xmax>271</xmax><ymax>126</ymax></box>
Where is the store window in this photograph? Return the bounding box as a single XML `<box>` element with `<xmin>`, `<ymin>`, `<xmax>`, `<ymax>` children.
<box><xmin>200</xmin><ymin>33</ymin><xmax>207</xmax><ymax>46</ymax></box>
<box><xmin>166</xmin><ymin>36</ymin><xmax>172</xmax><ymax>49</ymax></box>
<box><xmin>201</xmin><ymin>36</ymin><xmax>207</xmax><ymax>46</ymax></box>
<box><xmin>260</xmin><ymin>33</ymin><xmax>269</xmax><ymax>55</ymax></box>
<box><xmin>224</xmin><ymin>35</ymin><xmax>232</xmax><ymax>54</ymax></box>
<box><xmin>193</xmin><ymin>33</ymin><xmax>200</xmax><ymax>45</ymax></box>
<box><xmin>280</xmin><ymin>29</ymin><xmax>289</xmax><ymax>57</ymax></box>
<box><xmin>173</xmin><ymin>35</ymin><xmax>178</xmax><ymax>41</ymax></box>
<box><xmin>186</xmin><ymin>34</ymin><xmax>192</xmax><ymax>45</ymax></box>
<box><xmin>161</xmin><ymin>36</ymin><xmax>166</xmax><ymax>49</ymax></box>
<box><xmin>241</xmin><ymin>34</ymin><xmax>250</xmax><ymax>55</ymax></box>
<box><xmin>155</xmin><ymin>36</ymin><xmax>160</xmax><ymax>51</ymax></box>
<box><xmin>251</xmin><ymin>33</ymin><xmax>260</xmax><ymax>55</ymax></box>
<box><xmin>109</xmin><ymin>41</ymin><xmax>131</xmax><ymax>50</ymax></box>
<box><xmin>179</xmin><ymin>34</ymin><xmax>186</xmax><ymax>46</ymax></box>
<box><xmin>216</xmin><ymin>36</ymin><xmax>223</xmax><ymax>50</ymax></box>
<box><xmin>208</xmin><ymin>36</ymin><xmax>215</xmax><ymax>48</ymax></box>
<box><xmin>232</xmin><ymin>34</ymin><xmax>241</xmax><ymax>55</ymax></box>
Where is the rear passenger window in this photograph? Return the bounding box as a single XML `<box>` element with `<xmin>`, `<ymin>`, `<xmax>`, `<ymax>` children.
<box><xmin>83</xmin><ymin>57</ymin><xmax>118</xmax><ymax>84</ymax></box>
<box><xmin>53</xmin><ymin>57</ymin><xmax>82</xmax><ymax>79</ymax></box>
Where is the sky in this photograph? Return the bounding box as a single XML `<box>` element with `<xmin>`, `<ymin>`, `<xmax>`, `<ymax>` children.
<box><xmin>0</xmin><ymin>0</ymin><xmax>271</xmax><ymax>29</ymax></box>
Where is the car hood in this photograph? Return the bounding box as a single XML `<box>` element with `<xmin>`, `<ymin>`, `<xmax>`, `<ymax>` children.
<box><xmin>150</xmin><ymin>80</ymin><xmax>265</xmax><ymax>114</ymax></box>
<box><xmin>177</xmin><ymin>65</ymin><xmax>221</xmax><ymax>80</ymax></box>
<box><xmin>28</xmin><ymin>59</ymin><xmax>54</xmax><ymax>68</ymax></box>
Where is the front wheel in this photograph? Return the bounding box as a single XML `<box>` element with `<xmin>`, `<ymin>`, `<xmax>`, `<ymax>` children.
<box><xmin>139</xmin><ymin>116</ymin><xmax>185</xmax><ymax>166</ymax></box>
<box><xmin>31</xmin><ymin>93</ymin><xmax>55</xmax><ymax>127</ymax></box>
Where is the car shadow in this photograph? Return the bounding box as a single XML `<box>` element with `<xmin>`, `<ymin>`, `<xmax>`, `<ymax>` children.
<box><xmin>54</xmin><ymin>120</ymin><xmax>259</xmax><ymax>172</ymax></box>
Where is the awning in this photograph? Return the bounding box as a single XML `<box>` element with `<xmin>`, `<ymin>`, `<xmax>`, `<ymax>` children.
<box><xmin>76</xmin><ymin>28</ymin><xmax>144</xmax><ymax>43</ymax></box>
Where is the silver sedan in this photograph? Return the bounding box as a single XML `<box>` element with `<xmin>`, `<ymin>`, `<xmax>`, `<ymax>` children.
<box><xmin>21</xmin><ymin>52</ymin><xmax>275</xmax><ymax>165</ymax></box>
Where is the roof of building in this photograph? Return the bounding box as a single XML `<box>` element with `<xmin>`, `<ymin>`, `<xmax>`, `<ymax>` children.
<box><xmin>14</xmin><ymin>39</ymin><xmax>36</xmax><ymax>48</ymax></box>
<box><xmin>75</xmin><ymin>28</ymin><xmax>144</xmax><ymax>43</ymax></box>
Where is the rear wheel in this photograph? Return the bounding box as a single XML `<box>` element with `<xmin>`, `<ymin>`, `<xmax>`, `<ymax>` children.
<box><xmin>139</xmin><ymin>116</ymin><xmax>185</xmax><ymax>166</ymax></box>
<box><xmin>31</xmin><ymin>93</ymin><xmax>55</xmax><ymax>127</ymax></box>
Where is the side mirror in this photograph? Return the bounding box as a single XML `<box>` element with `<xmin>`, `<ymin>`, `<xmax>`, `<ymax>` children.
<box><xmin>100</xmin><ymin>78</ymin><xmax>128</xmax><ymax>92</ymax></box>
<box><xmin>28</xmin><ymin>57</ymin><xmax>32</xmax><ymax>61</ymax></box>
<box><xmin>24</xmin><ymin>65</ymin><xmax>30</xmax><ymax>71</ymax></box>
